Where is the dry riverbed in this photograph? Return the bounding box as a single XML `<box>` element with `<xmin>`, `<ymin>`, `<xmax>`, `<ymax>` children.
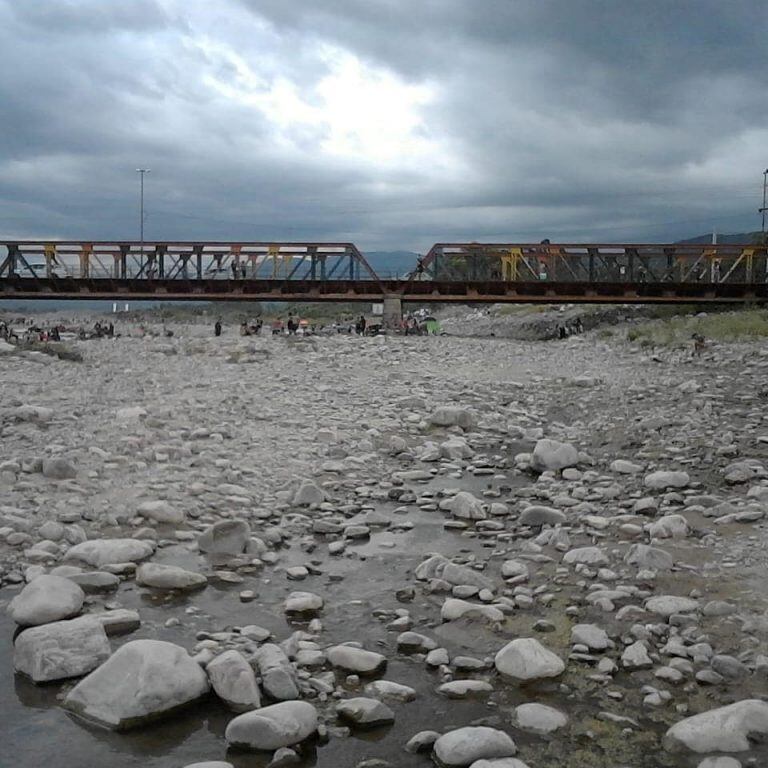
<box><xmin>2</xmin><ymin>321</ymin><xmax>768</xmax><ymax>768</ymax></box>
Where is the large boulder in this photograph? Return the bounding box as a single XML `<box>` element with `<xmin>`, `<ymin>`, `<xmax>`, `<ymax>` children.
<box><xmin>494</xmin><ymin>638</ymin><xmax>565</xmax><ymax>682</ymax></box>
<box><xmin>207</xmin><ymin>650</ymin><xmax>261</xmax><ymax>712</ymax></box>
<box><xmin>531</xmin><ymin>439</ymin><xmax>578</xmax><ymax>472</ymax></box>
<box><xmin>326</xmin><ymin>644</ymin><xmax>387</xmax><ymax>675</ymax></box>
<box><xmin>197</xmin><ymin>520</ymin><xmax>250</xmax><ymax>556</ymax></box>
<box><xmin>63</xmin><ymin>639</ymin><xmax>209</xmax><ymax>729</ymax></box>
<box><xmin>136</xmin><ymin>563</ymin><xmax>207</xmax><ymax>591</ymax></box>
<box><xmin>433</xmin><ymin>726</ymin><xmax>517</xmax><ymax>767</ymax></box>
<box><xmin>14</xmin><ymin>616</ymin><xmax>111</xmax><ymax>683</ymax></box>
<box><xmin>8</xmin><ymin>575</ymin><xmax>84</xmax><ymax>627</ymax></box>
<box><xmin>225</xmin><ymin>701</ymin><xmax>318</xmax><ymax>750</ymax></box>
<box><xmin>65</xmin><ymin>539</ymin><xmax>154</xmax><ymax>567</ymax></box>
<box><xmin>663</xmin><ymin>699</ymin><xmax>768</xmax><ymax>753</ymax></box>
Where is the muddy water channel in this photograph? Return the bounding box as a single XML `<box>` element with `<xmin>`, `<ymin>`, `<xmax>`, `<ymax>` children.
<box><xmin>3</xmin><ymin>463</ymin><xmax>767</xmax><ymax>768</ymax></box>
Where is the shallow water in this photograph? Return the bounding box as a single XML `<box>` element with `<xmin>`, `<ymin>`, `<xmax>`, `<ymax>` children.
<box><xmin>2</xmin><ymin>479</ymin><xmax>767</xmax><ymax>767</ymax></box>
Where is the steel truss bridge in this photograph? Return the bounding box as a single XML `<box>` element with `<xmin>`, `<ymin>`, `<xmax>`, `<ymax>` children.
<box><xmin>1</xmin><ymin>240</ymin><xmax>768</xmax><ymax>304</ymax></box>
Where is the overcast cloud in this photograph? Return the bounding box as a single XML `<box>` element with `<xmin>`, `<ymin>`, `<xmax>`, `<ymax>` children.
<box><xmin>1</xmin><ymin>0</ymin><xmax>766</xmax><ymax>251</ymax></box>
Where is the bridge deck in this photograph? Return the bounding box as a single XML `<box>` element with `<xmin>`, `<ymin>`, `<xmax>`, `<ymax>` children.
<box><xmin>1</xmin><ymin>276</ymin><xmax>765</xmax><ymax>303</ymax></box>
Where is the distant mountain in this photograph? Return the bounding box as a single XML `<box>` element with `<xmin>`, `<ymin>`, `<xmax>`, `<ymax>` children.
<box><xmin>363</xmin><ymin>250</ymin><xmax>419</xmax><ymax>278</ymax></box>
<box><xmin>677</xmin><ymin>232</ymin><xmax>763</xmax><ymax>245</ymax></box>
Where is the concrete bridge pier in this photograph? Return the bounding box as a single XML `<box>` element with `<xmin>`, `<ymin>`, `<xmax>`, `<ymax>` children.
<box><xmin>383</xmin><ymin>295</ymin><xmax>402</xmax><ymax>328</ymax></box>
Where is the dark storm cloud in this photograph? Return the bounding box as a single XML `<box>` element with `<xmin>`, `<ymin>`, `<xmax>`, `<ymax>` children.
<box><xmin>1</xmin><ymin>0</ymin><xmax>766</xmax><ymax>250</ymax></box>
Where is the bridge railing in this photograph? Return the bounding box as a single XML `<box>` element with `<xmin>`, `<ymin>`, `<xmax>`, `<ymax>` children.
<box><xmin>420</xmin><ymin>243</ymin><xmax>768</xmax><ymax>285</ymax></box>
<box><xmin>0</xmin><ymin>241</ymin><xmax>383</xmax><ymax>284</ymax></box>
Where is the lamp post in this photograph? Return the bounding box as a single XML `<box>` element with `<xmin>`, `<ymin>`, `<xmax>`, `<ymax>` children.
<box><xmin>136</xmin><ymin>168</ymin><xmax>150</xmax><ymax>270</ymax></box>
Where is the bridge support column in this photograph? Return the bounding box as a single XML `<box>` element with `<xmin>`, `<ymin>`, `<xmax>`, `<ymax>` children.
<box><xmin>383</xmin><ymin>295</ymin><xmax>402</xmax><ymax>328</ymax></box>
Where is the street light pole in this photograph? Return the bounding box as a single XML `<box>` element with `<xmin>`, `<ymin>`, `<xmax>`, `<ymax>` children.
<box><xmin>136</xmin><ymin>168</ymin><xmax>150</xmax><ymax>269</ymax></box>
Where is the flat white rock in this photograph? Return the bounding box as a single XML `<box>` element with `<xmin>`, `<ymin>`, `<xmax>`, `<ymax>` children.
<box><xmin>494</xmin><ymin>638</ymin><xmax>565</xmax><ymax>682</ymax></box>
<box><xmin>14</xmin><ymin>616</ymin><xmax>111</xmax><ymax>683</ymax></box>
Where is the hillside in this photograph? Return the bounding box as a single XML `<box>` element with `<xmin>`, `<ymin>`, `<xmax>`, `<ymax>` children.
<box><xmin>676</xmin><ymin>231</ymin><xmax>763</xmax><ymax>245</ymax></box>
<box><xmin>363</xmin><ymin>250</ymin><xmax>419</xmax><ymax>277</ymax></box>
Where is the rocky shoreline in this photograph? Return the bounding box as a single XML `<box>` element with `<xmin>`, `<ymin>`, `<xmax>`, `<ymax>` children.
<box><xmin>2</xmin><ymin>319</ymin><xmax>768</xmax><ymax>768</ymax></box>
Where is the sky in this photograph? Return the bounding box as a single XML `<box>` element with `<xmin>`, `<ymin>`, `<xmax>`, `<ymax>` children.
<box><xmin>1</xmin><ymin>0</ymin><xmax>767</xmax><ymax>252</ymax></box>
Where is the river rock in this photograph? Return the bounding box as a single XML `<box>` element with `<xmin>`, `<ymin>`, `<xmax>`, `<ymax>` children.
<box><xmin>531</xmin><ymin>439</ymin><xmax>578</xmax><ymax>472</ymax></box>
<box><xmin>441</xmin><ymin>599</ymin><xmax>504</xmax><ymax>623</ymax></box>
<box><xmin>8</xmin><ymin>575</ymin><xmax>84</xmax><ymax>626</ymax></box>
<box><xmin>137</xmin><ymin>500</ymin><xmax>185</xmax><ymax>525</ymax></box>
<box><xmin>433</xmin><ymin>726</ymin><xmax>517</xmax><ymax>767</ymax></box>
<box><xmin>207</xmin><ymin>650</ymin><xmax>261</xmax><ymax>712</ymax></box>
<box><xmin>512</xmin><ymin>702</ymin><xmax>568</xmax><ymax>733</ymax></box>
<box><xmin>136</xmin><ymin>562</ymin><xmax>207</xmax><ymax>591</ymax></box>
<box><xmin>42</xmin><ymin>457</ymin><xmax>77</xmax><ymax>480</ymax></box>
<box><xmin>327</xmin><ymin>645</ymin><xmax>387</xmax><ymax>675</ymax></box>
<box><xmin>625</xmin><ymin>543</ymin><xmax>674</xmax><ymax>571</ymax></box>
<box><xmin>648</xmin><ymin>514</ymin><xmax>689</xmax><ymax>539</ymax></box>
<box><xmin>14</xmin><ymin>616</ymin><xmax>111</xmax><ymax>683</ymax></box>
<box><xmin>225</xmin><ymin>701</ymin><xmax>318</xmax><ymax>750</ymax></box>
<box><xmin>430</xmin><ymin>407</ymin><xmax>476</xmax><ymax>430</ymax></box>
<box><xmin>663</xmin><ymin>699</ymin><xmax>768</xmax><ymax>753</ymax></box>
<box><xmin>415</xmin><ymin>555</ymin><xmax>494</xmax><ymax>590</ymax></box>
<box><xmin>63</xmin><ymin>639</ymin><xmax>210</xmax><ymax>729</ymax></box>
<box><xmin>256</xmin><ymin>644</ymin><xmax>300</xmax><ymax>700</ymax></box>
<box><xmin>65</xmin><ymin>539</ymin><xmax>154</xmax><ymax>567</ymax></box>
<box><xmin>571</xmin><ymin>623</ymin><xmax>611</xmax><ymax>651</ymax></box>
<box><xmin>644</xmin><ymin>471</ymin><xmax>690</xmax><ymax>490</ymax></box>
<box><xmin>293</xmin><ymin>480</ymin><xmax>326</xmax><ymax>506</ymax></box>
<box><xmin>336</xmin><ymin>697</ymin><xmax>395</xmax><ymax>728</ymax></box>
<box><xmin>563</xmin><ymin>546</ymin><xmax>608</xmax><ymax>566</ymax></box>
<box><xmin>494</xmin><ymin>638</ymin><xmax>565</xmax><ymax>682</ymax></box>
<box><xmin>645</xmin><ymin>595</ymin><xmax>699</xmax><ymax>617</ymax></box>
<box><xmin>448</xmin><ymin>491</ymin><xmax>487</xmax><ymax>521</ymax></box>
<box><xmin>198</xmin><ymin>520</ymin><xmax>250</xmax><ymax>555</ymax></box>
<box><xmin>284</xmin><ymin>591</ymin><xmax>324</xmax><ymax>615</ymax></box>
<box><xmin>517</xmin><ymin>506</ymin><xmax>567</xmax><ymax>526</ymax></box>
<box><xmin>364</xmin><ymin>680</ymin><xmax>417</xmax><ymax>701</ymax></box>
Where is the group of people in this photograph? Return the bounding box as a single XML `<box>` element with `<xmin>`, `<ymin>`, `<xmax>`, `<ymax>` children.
<box><xmin>215</xmin><ymin>314</ymin><xmax>384</xmax><ymax>338</ymax></box>
<box><xmin>77</xmin><ymin>321</ymin><xmax>115</xmax><ymax>340</ymax></box>
<box><xmin>555</xmin><ymin>318</ymin><xmax>585</xmax><ymax>339</ymax></box>
<box><xmin>240</xmin><ymin>319</ymin><xmax>264</xmax><ymax>336</ymax></box>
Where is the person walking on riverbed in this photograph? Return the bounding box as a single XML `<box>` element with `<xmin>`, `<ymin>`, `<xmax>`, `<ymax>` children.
<box><xmin>214</xmin><ymin>319</ymin><xmax>222</xmax><ymax>337</ymax></box>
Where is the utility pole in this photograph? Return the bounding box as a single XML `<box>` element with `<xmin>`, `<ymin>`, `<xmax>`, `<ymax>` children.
<box><xmin>136</xmin><ymin>168</ymin><xmax>150</xmax><ymax>266</ymax></box>
<box><xmin>761</xmin><ymin>168</ymin><xmax>768</xmax><ymax>242</ymax></box>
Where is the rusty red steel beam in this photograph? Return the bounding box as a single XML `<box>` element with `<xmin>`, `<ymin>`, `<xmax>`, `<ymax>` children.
<box><xmin>1</xmin><ymin>277</ymin><xmax>767</xmax><ymax>304</ymax></box>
